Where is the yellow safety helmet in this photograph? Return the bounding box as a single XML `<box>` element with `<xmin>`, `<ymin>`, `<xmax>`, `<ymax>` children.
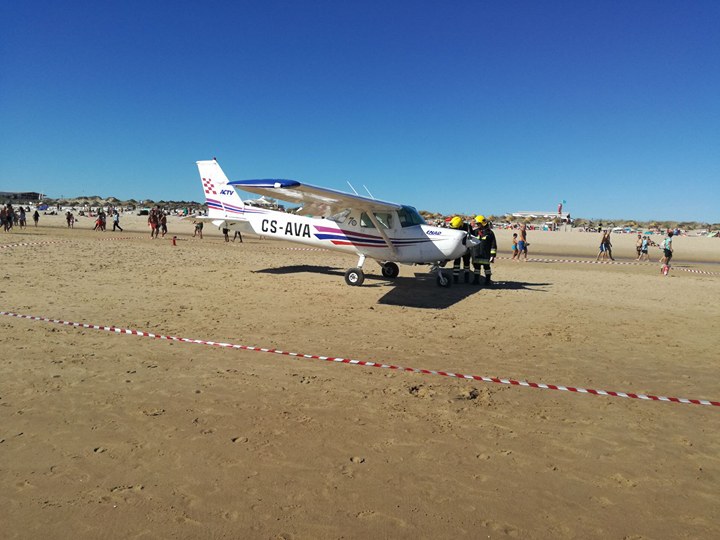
<box><xmin>449</xmin><ymin>216</ymin><xmax>463</xmax><ymax>229</ymax></box>
<box><xmin>475</xmin><ymin>215</ymin><xmax>486</xmax><ymax>224</ymax></box>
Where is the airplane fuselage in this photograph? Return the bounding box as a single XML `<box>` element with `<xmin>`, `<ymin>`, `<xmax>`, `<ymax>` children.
<box><xmin>213</xmin><ymin>205</ymin><xmax>468</xmax><ymax>264</ymax></box>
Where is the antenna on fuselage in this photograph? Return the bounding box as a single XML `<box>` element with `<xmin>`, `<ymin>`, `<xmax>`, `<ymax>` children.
<box><xmin>346</xmin><ymin>181</ymin><xmax>359</xmax><ymax>195</ymax></box>
<box><xmin>363</xmin><ymin>185</ymin><xmax>375</xmax><ymax>199</ymax></box>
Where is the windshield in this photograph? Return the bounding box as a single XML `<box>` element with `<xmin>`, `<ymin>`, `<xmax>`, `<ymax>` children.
<box><xmin>397</xmin><ymin>206</ymin><xmax>426</xmax><ymax>227</ymax></box>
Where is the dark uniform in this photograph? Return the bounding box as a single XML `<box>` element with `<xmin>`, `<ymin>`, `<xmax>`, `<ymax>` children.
<box><xmin>451</xmin><ymin>221</ymin><xmax>473</xmax><ymax>283</ymax></box>
<box><xmin>471</xmin><ymin>224</ymin><xmax>497</xmax><ymax>285</ymax></box>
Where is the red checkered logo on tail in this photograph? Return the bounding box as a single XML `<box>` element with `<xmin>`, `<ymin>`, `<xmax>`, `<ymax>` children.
<box><xmin>202</xmin><ymin>178</ymin><xmax>217</xmax><ymax>195</ymax></box>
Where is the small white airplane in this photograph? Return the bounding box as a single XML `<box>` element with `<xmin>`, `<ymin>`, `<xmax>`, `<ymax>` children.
<box><xmin>195</xmin><ymin>159</ymin><xmax>474</xmax><ymax>287</ymax></box>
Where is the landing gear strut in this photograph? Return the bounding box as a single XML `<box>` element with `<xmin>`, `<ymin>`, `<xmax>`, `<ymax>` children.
<box><xmin>430</xmin><ymin>262</ymin><xmax>452</xmax><ymax>288</ymax></box>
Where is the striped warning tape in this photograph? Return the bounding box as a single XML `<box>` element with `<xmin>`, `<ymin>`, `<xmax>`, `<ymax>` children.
<box><xmin>1</xmin><ymin>310</ymin><xmax>717</xmax><ymax>408</ymax></box>
<box><xmin>496</xmin><ymin>256</ymin><xmax>720</xmax><ymax>275</ymax></box>
<box><xmin>0</xmin><ymin>240</ymin><xmax>67</xmax><ymax>250</ymax></box>
<box><xmin>269</xmin><ymin>248</ymin><xmax>719</xmax><ymax>275</ymax></box>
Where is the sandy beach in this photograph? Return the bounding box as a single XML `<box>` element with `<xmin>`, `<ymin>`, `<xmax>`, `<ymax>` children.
<box><xmin>2</xmin><ymin>214</ymin><xmax>720</xmax><ymax>539</ymax></box>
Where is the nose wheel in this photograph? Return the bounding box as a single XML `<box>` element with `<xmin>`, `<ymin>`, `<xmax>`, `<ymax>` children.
<box><xmin>345</xmin><ymin>254</ymin><xmax>367</xmax><ymax>286</ymax></box>
<box><xmin>430</xmin><ymin>262</ymin><xmax>452</xmax><ymax>287</ymax></box>
<box><xmin>344</xmin><ymin>268</ymin><xmax>365</xmax><ymax>286</ymax></box>
<box><xmin>436</xmin><ymin>271</ymin><xmax>451</xmax><ymax>287</ymax></box>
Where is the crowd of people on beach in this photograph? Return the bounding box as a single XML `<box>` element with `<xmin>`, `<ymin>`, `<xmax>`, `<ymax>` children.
<box><xmin>147</xmin><ymin>207</ymin><xmax>167</xmax><ymax>238</ymax></box>
<box><xmin>1</xmin><ymin>204</ymin><xmax>39</xmax><ymax>231</ymax></box>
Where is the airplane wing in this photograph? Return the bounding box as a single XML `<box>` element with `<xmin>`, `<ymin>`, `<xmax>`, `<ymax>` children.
<box><xmin>228</xmin><ymin>179</ymin><xmax>402</xmax><ymax>217</ymax></box>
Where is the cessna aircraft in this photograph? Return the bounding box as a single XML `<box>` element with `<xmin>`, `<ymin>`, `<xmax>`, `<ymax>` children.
<box><xmin>195</xmin><ymin>159</ymin><xmax>474</xmax><ymax>287</ymax></box>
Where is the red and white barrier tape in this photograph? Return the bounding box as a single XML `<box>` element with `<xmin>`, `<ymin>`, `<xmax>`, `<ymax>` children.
<box><xmin>497</xmin><ymin>256</ymin><xmax>720</xmax><ymax>275</ymax></box>
<box><xmin>1</xmin><ymin>310</ymin><xmax>717</xmax><ymax>408</ymax></box>
<box><xmin>1</xmin><ymin>240</ymin><xmax>67</xmax><ymax>250</ymax></box>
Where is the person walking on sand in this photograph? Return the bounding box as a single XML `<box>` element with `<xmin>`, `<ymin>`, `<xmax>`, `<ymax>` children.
<box><xmin>193</xmin><ymin>219</ymin><xmax>203</xmax><ymax>239</ymax></box>
<box><xmin>635</xmin><ymin>233</ymin><xmax>643</xmax><ymax>260</ymax></box>
<box><xmin>640</xmin><ymin>235</ymin><xmax>650</xmax><ymax>261</ymax></box>
<box><xmin>222</xmin><ymin>227</ymin><xmax>230</xmax><ymax>242</ymax></box>
<box><xmin>511</xmin><ymin>233</ymin><xmax>519</xmax><ymax>261</ymax></box>
<box><xmin>33</xmin><ymin>209</ymin><xmax>40</xmax><ymax>227</ymax></box>
<box><xmin>232</xmin><ymin>230</ymin><xmax>243</xmax><ymax>243</ymax></box>
<box><xmin>596</xmin><ymin>230</ymin><xmax>608</xmax><ymax>261</ymax></box>
<box><xmin>112</xmin><ymin>210</ymin><xmax>123</xmax><ymax>232</ymax></box>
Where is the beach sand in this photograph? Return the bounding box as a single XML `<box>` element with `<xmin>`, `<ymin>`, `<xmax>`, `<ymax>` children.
<box><xmin>2</xmin><ymin>214</ymin><xmax>719</xmax><ymax>539</ymax></box>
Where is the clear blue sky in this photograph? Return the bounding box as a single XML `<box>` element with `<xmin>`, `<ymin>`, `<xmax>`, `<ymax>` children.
<box><xmin>1</xmin><ymin>1</ymin><xmax>718</xmax><ymax>222</ymax></box>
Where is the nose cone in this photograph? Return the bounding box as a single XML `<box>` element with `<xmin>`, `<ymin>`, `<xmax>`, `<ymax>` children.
<box><xmin>439</xmin><ymin>228</ymin><xmax>469</xmax><ymax>259</ymax></box>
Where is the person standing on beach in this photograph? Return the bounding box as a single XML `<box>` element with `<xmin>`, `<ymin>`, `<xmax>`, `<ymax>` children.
<box><xmin>511</xmin><ymin>233</ymin><xmax>519</xmax><ymax>261</ymax></box>
<box><xmin>2</xmin><ymin>205</ymin><xmax>12</xmax><ymax>231</ymax></box>
<box><xmin>160</xmin><ymin>211</ymin><xmax>168</xmax><ymax>237</ymax></box>
<box><xmin>449</xmin><ymin>216</ymin><xmax>472</xmax><ymax>283</ymax></box>
<box><xmin>635</xmin><ymin>233</ymin><xmax>643</xmax><ymax>260</ymax></box>
<box><xmin>471</xmin><ymin>215</ymin><xmax>497</xmax><ymax>285</ymax></box>
<box><xmin>33</xmin><ymin>209</ymin><xmax>40</xmax><ymax>227</ymax></box>
<box><xmin>604</xmin><ymin>230</ymin><xmax>615</xmax><ymax>261</ymax></box>
<box><xmin>518</xmin><ymin>224</ymin><xmax>528</xmax><ymax>261</ymax></box>
<box><xmin>232</xmin><ymin>230</ymin><xmax>243</xmax><ymax>242</ymax></box>
<box><xmin>222</xmin><ymin>227</ymin><xmax>230</xmax><ymax>242</ymax></box>
<box><xmin>660</xmin><ymin>231</ymin><xmax>673</xmax><ymax>271</ymax></box>
<box><xmin>148</xmin><ymin>208</ymin><xmax>159</xmax><ymax>238</ymax></box>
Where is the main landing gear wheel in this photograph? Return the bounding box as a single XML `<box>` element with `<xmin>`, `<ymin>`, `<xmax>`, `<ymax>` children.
<box><xmin>436</xmin><ymin>271</ymin><xmax>451</xmax><ymax>288</ymax></box>
<box><xmin>345</xmin><ymin>268</ymin><xmax>365</xmax><ymax>286</ymax></box>
<box><xmin>381</xmin><ymin>262</ymin><xmax>400</xmax><ymax>278</ymax></box>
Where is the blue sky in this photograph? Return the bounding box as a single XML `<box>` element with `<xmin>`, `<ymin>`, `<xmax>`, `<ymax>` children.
<box><xmin>1</xmin><ymin>1</ymin><xmax>718</xmax><ymax>222</ymax></box>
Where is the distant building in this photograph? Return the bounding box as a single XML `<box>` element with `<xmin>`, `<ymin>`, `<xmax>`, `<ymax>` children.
<box><xmin>510</xmin><ymin>211</ymin><xmax>570</xmax><ymax>220</ymax></box>
<box><xmin>0</xmin><ymin>191</ymin><xmax>43</xmax><ymax>203</ymax></box>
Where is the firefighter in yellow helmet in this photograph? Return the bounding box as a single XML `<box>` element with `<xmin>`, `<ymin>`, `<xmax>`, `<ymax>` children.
<box><xmin>471</xmin><ymin>215</ymin><xmax>497</xmax><ymax>285</ymax></box>
<box><xmin>449</xmin><ymin>216</ymin><xmax>472</xmax><ymax>283</ymax></box>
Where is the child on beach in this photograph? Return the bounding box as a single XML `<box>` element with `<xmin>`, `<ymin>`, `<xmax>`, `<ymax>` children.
<box><xmin>511</xmin><ymin>233</ymin><xmax>519</xmax><ymax>261</ymax></box>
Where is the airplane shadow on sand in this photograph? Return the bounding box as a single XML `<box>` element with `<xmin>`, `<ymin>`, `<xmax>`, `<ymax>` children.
<box><xmin>254</xmin><ymin>265</ymin><xmax>550</xmax><ymax>309</ymax></box>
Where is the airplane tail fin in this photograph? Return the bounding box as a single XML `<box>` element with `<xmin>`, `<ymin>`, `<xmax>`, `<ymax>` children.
<box><xmin>196</xmin><ymin>159</ymin><xmax>245</xmax><ymax>219</ymax></box>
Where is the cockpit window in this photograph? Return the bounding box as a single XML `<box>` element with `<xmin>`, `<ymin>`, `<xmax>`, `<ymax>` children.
<box><xmin>360</xmin><ymin>211</ymin><xmax>393</xmax><ymax>229</ymax></box>
<box><xmin>397</xmin><ymin>206</ymin><xmax>426</xmax><ymax>227</ymax></box>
